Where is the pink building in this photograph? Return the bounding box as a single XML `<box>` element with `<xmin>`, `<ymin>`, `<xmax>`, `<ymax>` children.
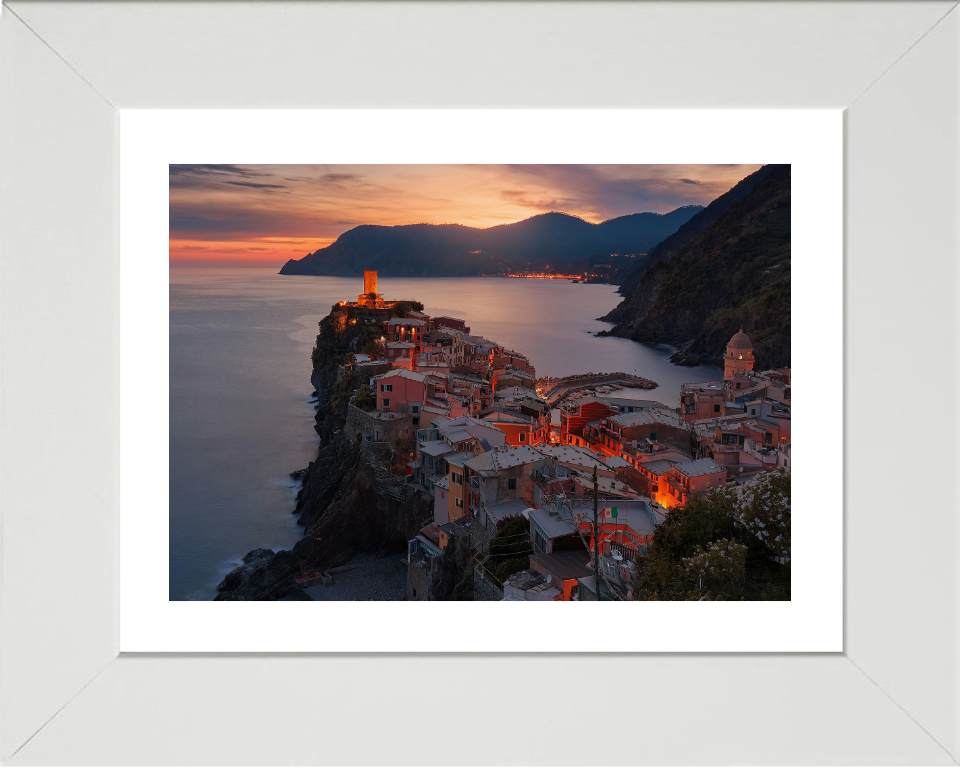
<box><xmin>374</xmin><ymin>369</ymin><xmax>433</xmax><ymax>414</ymax></box>
<box><xmin>387</xmin><ymin>317</ymin><xmax>426</xmax><ymax>351</ymax></box>
<box><xmin>385</xmin><ymin>341</ymin><xmax>416</xmax><ymax>369</ymax></box>
<box><xmin>679</xmin><ymin>381</ymin><xmax>727</xmax><ymax>424</ymax></box>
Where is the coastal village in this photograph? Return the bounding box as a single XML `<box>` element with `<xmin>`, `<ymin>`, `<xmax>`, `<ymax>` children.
<box><xmin>324</xmin><ymin>271</ymin><xmax>790</xmax><ymax>601</ymax></box>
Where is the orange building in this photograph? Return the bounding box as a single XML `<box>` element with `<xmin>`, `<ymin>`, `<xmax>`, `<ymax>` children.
<box><xmin>655</xmin><ymin>458</ymin><xmax>726</xmax><ymax>509</ymax></box>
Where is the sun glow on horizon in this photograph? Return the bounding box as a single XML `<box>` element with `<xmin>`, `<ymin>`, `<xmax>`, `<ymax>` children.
<box><xmin>169</xmin><ymin>164</ymin><xmax>763</xmax><ymax>266</ymax></box>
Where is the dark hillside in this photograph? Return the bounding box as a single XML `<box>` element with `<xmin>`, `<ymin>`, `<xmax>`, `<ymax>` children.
<box><xmin>598</xmin><ymin>164</ymin><xmax>790</xmax><ymax>370</ymax></box>
<box><xmin>613</xmin><ymin>165</ymin><xmax>778</xmax><ymax>297</ymax></box>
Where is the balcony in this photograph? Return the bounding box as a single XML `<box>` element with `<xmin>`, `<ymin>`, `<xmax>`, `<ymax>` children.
<box><xmin>664</xmin><ymin>476</ymin><xmax>689</xmax><ymax>494</ymax></box>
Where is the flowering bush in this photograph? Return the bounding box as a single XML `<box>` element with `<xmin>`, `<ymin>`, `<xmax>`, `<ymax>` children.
<box><xmin>682</xmin><ymin>539</ymin><xmax>748</xmax><ymax>599</ymax></box>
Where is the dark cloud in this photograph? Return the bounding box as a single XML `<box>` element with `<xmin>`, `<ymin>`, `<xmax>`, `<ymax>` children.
<box><xmin>170</xmin><ymin>164</ymin><xmax>266</xmax><ymax>178</ymax></box>
<box><xmin>170</xmin><ymin>165</ymin><xmax>283</xmax><ymax>192</ymax></box>
<box><xmin>679</xmin><ymin>178</ymin><xmax>701</xmax><ymax>185</ymax></box>
<box><xmin>223</xmin><ymin>181</ymin><xmax>287</xmax><ymax>190</ymax></box>
<box><xmin>321</xmin><ymin>173</ymin><xmax>361</xmax><ymax>184</ymax></box>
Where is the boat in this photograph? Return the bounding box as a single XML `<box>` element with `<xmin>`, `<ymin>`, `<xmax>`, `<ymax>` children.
<box><xmin>570</xmin><ymin>279</ymin><xmax>580</xmax><ymax>283</ymax></box>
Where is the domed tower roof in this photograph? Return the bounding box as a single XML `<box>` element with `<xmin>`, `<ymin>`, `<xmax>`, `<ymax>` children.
<box><xmin>727</xmin><ymin>329</ymin><xmax>753</xmax><ymax>350</ymax></box>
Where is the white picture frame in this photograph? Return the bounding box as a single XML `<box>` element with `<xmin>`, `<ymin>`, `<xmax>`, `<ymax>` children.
<box><xmin>121</xmin><ymin>108</ymin><xmax>841</xmax><ymax>653</ymax></box>
<box><xmin>2</xmin><ymin>1</ymin><xmax>958</xmax><ymax>764</ymax></box>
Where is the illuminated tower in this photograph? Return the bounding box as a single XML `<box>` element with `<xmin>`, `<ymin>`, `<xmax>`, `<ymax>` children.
<box><xmin>357</xmin><ymin>271</ymin><xmax>381</xmax><ymax>307</ymax></box>
<box><xmin>724</xmin><ymin>328</ymin><xmax>754</xmax><ymax>380</ymax></box>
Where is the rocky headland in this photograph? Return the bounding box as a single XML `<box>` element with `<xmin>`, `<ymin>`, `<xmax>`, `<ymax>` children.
<box><xmin>214</xmin><ymin>310</ymin><xmax>432</xmax><ymax>601</ymax></box>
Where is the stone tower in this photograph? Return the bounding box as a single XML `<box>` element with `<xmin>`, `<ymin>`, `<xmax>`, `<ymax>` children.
<box><xmin>363</xmin><ymin>271</ymin><xmax>378</xmax><ymax>296</ymax></box>
<box><xmin>724</xmin><ymin>328</ymin><xmax>755</xmax><ymax>380</ymax></box>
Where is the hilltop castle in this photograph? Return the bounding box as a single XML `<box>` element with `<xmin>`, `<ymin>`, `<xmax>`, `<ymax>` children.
<box><xmin>331</xmin><ymin>271</ymin><xmax>416</xmax><ymax>331</ymax></box>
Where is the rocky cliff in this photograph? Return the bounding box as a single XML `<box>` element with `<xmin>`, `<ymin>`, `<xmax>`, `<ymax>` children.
<box><xmin>214</xmin><ymin>312</ymin><xmax>431</xmax><ymax>601</ymax></box>
<box><xmin>598</xmin><ymin>164</ymin><xmax>791</xmax><ymax>371</ymax></box>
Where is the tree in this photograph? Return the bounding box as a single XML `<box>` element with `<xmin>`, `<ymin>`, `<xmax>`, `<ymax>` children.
<box><xmin>390</xmin><ymin>300</ymin><xmax>425</xmax><ymax>318</ymax></box>
<box><xmin>632</xmin><ymin>473</ymin><xmax>790</xmax><ymax>601</ymax></box>
<box><xmin>362</xmin><ymin>339</ymin><xmax>385</xmax><ymax>360</ymax></box>
<box><xmin>487</xmin><ymin>516</ymin><xmax>533</xmax><ymax>582</ymax></box>
<box><xmin>354</xmin><ymin>386</ymin><xmax>376</xmax><ymax>411</ymax></box>
<box><xmin>739</xmin><ymin>467</ymin><xmax>791</xmax><ymax>560</ymax></box>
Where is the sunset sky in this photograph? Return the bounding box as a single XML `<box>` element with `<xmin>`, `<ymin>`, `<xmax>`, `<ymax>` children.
<box><xmin>170</xmin><ymin>164</ymin><xmax>764</xmax><ymax>267</ymax></box>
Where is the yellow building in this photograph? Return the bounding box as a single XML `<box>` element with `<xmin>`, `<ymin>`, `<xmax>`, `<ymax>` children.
<box><xmin>445</xmin><ymin>452</ymin><xmax>473</xmax><ymax>521</ymax></box>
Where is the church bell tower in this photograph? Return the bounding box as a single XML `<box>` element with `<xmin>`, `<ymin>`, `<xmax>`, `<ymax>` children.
<box><xmin>724</xmin><ymin>328</ymin><xmax>755</xmax><ymax>381</ymax></box>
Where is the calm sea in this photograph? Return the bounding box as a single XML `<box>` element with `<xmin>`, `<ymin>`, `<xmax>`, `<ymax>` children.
<box><xmin>169</xmin><ymin>268</ymin><xmax>722</xmax><ymax>600</ymax></box>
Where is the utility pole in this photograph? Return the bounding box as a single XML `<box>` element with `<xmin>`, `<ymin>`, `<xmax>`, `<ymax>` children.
<box><xmin>592</xmin><ymin>465</ymin><xmax>600</xmax><ymax>601</ymax></box>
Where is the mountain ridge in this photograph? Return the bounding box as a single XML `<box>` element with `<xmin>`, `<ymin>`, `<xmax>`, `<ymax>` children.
<box><xmin>279</xmin><ymin>206</ymin><xmax>703</xmax><ymax>277</ymax></box>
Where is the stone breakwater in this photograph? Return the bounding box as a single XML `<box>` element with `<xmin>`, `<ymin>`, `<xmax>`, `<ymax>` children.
<box><xmin>214</xmin><ymin>313</ymin><xmax>430</xmax><ymax>601</ymax></box>
<box><xmin>539</xmin><ymin>371</ymin><xmax>657</xmax><ymax>404</ymax></box>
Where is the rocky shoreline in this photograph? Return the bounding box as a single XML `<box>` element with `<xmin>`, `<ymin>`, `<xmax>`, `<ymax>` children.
<box><xmin>214</xmin><ymin>313</ymin><xmax>430</xmax><ymax>601</ymax></box>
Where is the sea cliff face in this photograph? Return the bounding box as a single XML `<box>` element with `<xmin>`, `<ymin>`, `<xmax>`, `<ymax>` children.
<box><xmin>214</xmin><ymin>314</ymin><xmax>430</xmax><ymax>601</ymax></box>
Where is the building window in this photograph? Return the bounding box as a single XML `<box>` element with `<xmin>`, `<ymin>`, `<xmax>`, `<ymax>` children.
<box><xmin>534</xmin><ymin>530</ymin><xmax>547</xmax><ymax>553</ymax></box>
<box><xmin>713</xmin><ymin>404</ymin><xmax>721</xmax><ymax>413</ymax></box>
<box><xmin>452</xmin><ymin>472</ymin><xmax>463</xmax><ymax>485</ymax></box>
<box><xmin>411</xmin><ymin>405</ymin><xmax>419</xmax><ymax>413</ymax></box>
<box><xmin>383</xmin><ymin>398</ymin><xmax>390</xmax><ymax>407</ymax></box>
<box><xmin>381</xmin><ymin>383</ymin><xmax>393</xmax><ymax>392</ymax></box>
<box><xmin>508</xmin><ymin>478</ymin><xmax>517</xmax><ymax>490</ymax></box>
<box><xmin>455</xmin><ymin>497</ymin><xmax>463</xmax><ymax>508</ymax></box>
<box><xmin>519</xmin><ymin>432</ymin><xmax>526</xmax><ymax>443</ymax></box>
